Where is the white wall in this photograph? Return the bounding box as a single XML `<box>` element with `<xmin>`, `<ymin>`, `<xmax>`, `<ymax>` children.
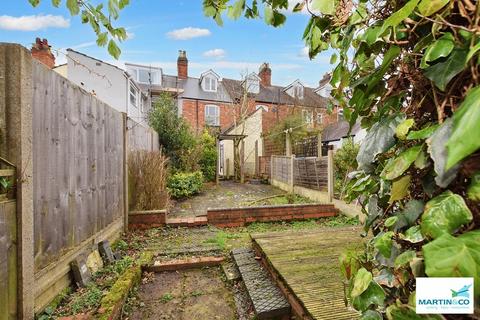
<box><xmin>67</xmin><ymin>50</ymin><xmax>127</xmax><ymax>114</ymax></box>
<box><xmin>221</xmin><ymin>109</ymin><xmax>263</xmax><ymax>177</ymax></box>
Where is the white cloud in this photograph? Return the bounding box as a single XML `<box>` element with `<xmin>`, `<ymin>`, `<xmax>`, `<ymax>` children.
<box><xmin>166</xmin><ymin>27</ymin><xmax>211</xmax><ymax>40</ymax></box>
<box><xmin>0</xmin><ymin>14</ymin><xmax>70</xmax><ymax>31</ymax></box>
<box><xmin>71</xmin><ymin>41</ymin><xmax>96</xmax><ymax>50</ymax></box>
<box><xmin>299</xmin><ymin>46</ymin><xmax>309</xmax><ymax>57</ymax></box>
<box><xmin>203</xmin><ymin>49</ymin><xmax>226</xmax><ymax>59</ymax></box>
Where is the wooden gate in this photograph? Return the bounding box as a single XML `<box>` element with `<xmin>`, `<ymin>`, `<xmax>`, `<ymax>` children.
<box><xmin>0</xmin><ymin>166</ymin><xmax>17</xmax><ymax>320</ymax></box>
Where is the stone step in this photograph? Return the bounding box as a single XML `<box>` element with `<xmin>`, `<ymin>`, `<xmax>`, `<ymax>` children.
<box><xmin>232</xmin><ymin>248</ymin><xmax>290</xmax><ymax>320</ymax></box>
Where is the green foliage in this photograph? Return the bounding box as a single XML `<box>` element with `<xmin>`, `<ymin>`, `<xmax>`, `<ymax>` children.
<box><xmin>160</xmin><ymin>293</ymin><xmax>174</xmax><ymax>303</ymax></box>
<box><xmin>70</xmin><ymin>283</ymin><xmax>103</xmax><ymax>314</ymax></box>
<box><xmin>167</xmin><ymin>171</ymin><xmax>204</xmax><ymax>199</ymax></box>
<box><xmin>333</xmin><ymin>138</ymin><xmax>359</xmax><ymax>199</ymax></box>
<box><xmin>203</xmin><ymin>0</ymin><xmax>480</xmax><ymax>317</ymax></box>
<box><xmin>198</xmin><ymin>130</ymin><xmax>218</xmax><ymax>181</ymax></box>
<box><xmin>266</xmin><ymin>113</ymin><xmax>312</xmax><ymax>152</ymax></box>
<box><xmin>28</xmin><ymin>0</ymin><xmax>129</xmax><ymax>59</ymax></box>
<box><xmin>148</xmin><ymin>93</ymin><xmax>198</xmax><ymax>172</ymax></box>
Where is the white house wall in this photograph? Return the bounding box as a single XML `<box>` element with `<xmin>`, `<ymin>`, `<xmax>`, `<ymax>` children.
<box><xmin>67</xmin><ymin>50</ymin><xmax>128</xmax><ymax>114</ymax></box>
<box><xmin>221</xmin><ymin>110</ymin><xmax>263</xmax><ymax>177</ymax></box>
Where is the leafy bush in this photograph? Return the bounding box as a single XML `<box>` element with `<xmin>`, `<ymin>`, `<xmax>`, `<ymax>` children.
<box><xmin>333</xmin><ymin>138</ymin><xmax>359</xmax><ymax>199</ymax></box>
<box><xmin>148</xmin><ymin>92</ymin><xmax>199</xmax><ymax>171</ymax></box>
<box><xmin>205</xmin><ymin>0</ymin><xmax>480</xmax><ymax>318</ymax></box>
<box><xmin>265</xmin><ymin>114</ymin><xmax>314</xmax><ymax>153</ymax></box>
<box><xmin>128</xmin><ymin>150</ymin><xmax>169</xmax><ymax>210</ymax></box>
<box><xmin>167</xmin><ymin>171</ymin><xmax>204</xmax><ymax>199</ymax></box>
<box><xmin>198</xmin><ymin>130</ymin><xmax>217</xmax><ymax>181</ymax></box>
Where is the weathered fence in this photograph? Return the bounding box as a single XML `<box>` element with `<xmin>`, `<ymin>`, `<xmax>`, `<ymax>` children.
<box><xmin>0</xmin><ymin>44</ymin><xmax>161</xmax><ymax>318</ymax></box>
<box><xmin>270</xmin><ymin>151</ymin><xmax>334</xmax><ymax>201</ymax></box>
<box><xmin>293</xmin><ymin>157</ymin><xmax>328</xmax><ymax>190</ymax></box>
<box><xmin>127</xmin><ymin>118</ymin><xmax>160</xmax><ymax>152</ymax></box>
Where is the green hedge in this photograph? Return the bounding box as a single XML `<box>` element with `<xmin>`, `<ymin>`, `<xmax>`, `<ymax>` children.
<box><xmin>167</xmin><ymin>171</ymin><xmax>204</xmax><ymax>199</ymax></box>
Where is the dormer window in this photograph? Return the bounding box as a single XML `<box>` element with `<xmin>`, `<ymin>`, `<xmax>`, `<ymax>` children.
<box><xmin>285</xmin><ymin>80</ymin><xmax>304</xmax><ymax>99</ymax></box>
<box><xmin>244</xmin><ymin>73</ymin><xmax>260</xmax><ymax>94</ymax></box>
<box><xmin>203</xmin><ymin>76</ymin><xmax>218</xmax><ymax>92</ymax></box>
<box><xmin>201</xmin><ymin>70</ymin><xmax>220</xmax><ymax>92</ymax></box>
<box><xmin>126</xmin><ymin>64</ymin><xmax>162</xmax><ymax>85</ymax></box>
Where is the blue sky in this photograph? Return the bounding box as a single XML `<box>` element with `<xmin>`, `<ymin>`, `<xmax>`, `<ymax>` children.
<box><xmin>0</xmin><ymin>1</ymin><xmax>334</xmax><ymax>87</ymax></box>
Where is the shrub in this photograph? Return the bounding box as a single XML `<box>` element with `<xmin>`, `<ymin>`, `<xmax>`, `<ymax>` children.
<box><xmin>333</xmin><ymin>138</ymin><xmax>359</xmax><ymax>199</ymax></box>
<box><xmin>167</xmin><ymin>171</ymin><xmax>204</xmax><ymax>199</ymax></box>
<box><xmin>128</xmin><ymin>150</ymin><xmax>169</xmax><ymax>211</ymax></box>
<box><xmin>148</xmin><ymin>92</ymin><xmax>198</xmax><ymax>171</ymax></box>
<box><xmin>198</xmin><ymin>130</ymin><xmax>217</xmax><ymax>181</ymax></box>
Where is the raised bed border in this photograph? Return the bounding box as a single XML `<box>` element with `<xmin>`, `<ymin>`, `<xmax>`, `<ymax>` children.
<box><xmin>128</xmin><ymin>209</ymin><xmax>166</xmax><ymax>230</ymax></box>
<box><xmin>207</xmin><ymin>203</ymin><xmax>338</xmax><ymax>228</ymax></box>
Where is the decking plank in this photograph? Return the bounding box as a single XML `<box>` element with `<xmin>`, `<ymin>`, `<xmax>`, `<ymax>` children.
<box><xmin>252</xmin><ymin>226</ymin><xmax>362</xmax><ymax>320</ymax></box>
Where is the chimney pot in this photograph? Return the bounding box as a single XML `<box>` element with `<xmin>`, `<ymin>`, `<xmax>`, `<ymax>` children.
<box><xmin>31</xmin><ymin>37</ymin><xmax>55</xmax><ymax>69</ymax></box>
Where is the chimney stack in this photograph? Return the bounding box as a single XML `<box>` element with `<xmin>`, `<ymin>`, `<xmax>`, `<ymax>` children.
<box><xmin>31</xmin><ymin>37</ymin><xmax>55</xmax><ymax>68</ymax></box>
<box><xmin>259</xmin><ymin>62</ymin><xmax>271</xmax><ymax>87</ymax></box>
<box><xmin>177</xmin><ymin>50</ymin><xmax>188</xmax><ymax>80</ymax></box>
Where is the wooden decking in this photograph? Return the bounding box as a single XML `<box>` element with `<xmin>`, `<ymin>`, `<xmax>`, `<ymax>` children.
<box><xmin>251</xmin><ymin>227</ymin><xmax>363</xmax><ymax>320</ymax></box>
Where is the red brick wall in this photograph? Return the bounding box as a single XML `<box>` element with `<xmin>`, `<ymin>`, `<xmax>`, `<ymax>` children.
<box><xmin>129</xmin><ymin>211</ymin><xmax>166</xmax><ymax>230</ymax></box>
<box><xmin>207</xmin><ymin>203</ymin><xmax>338</xmax><ymax>227</ymax></box>
<box><xmin>181</xmin><ymin>99</ymin><xmax>235</xmax><ymax>132</ymax></box>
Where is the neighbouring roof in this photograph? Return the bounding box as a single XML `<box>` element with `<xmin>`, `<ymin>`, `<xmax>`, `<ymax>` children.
<box><xmin>322</xmin><ymin>120</ymin><xmax>362</xmax><ymax>142</ymax></box>
<box><xmin>67</xmin><ymin>48</ymin><xmax>126</xmax><ymax>73</ymax></box>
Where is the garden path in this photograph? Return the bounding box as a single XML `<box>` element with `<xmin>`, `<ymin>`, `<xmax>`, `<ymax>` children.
<box><xmin>168</xmin><ymin>180</ymin><xmax>287</xmax><ymax>218</ymax></box>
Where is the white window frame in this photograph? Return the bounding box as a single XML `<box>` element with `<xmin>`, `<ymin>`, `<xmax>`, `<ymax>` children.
<box><xmin>294</xmin><ymin>84</ymin><xmax>304</xmax><ymax>99</ymax></box>
<box><xmin>205</xmin><ymin>104</ymin><xmax>220</xmax><ymax>126</ymax></box>
<box><xmin>129</xmin><ymin>82</ymin><xmax>138</xmax><ymax>108</ymax></box>
<box><xmin>302</xmin><ymin>109</ymin><xmax>313</xmax><ymax>125</ymax></box>
<box><xmin>316</xmin><ymin>112</ymin><xmax>323</xmax><ymax>124</ymax></box>
<box><xmin>256</xmin><ymin>105</ymin><xmax>268</xmax><ymax>112</ymax></box>
<box><xmin>128</xmin><ymin>66</ymin><xmax>161</xmax><ymax>85</ymax></box>
<box><xmin>202</xmin><ymin>76</ymin><xmax>218</xmax><ymax>92</ymax></box>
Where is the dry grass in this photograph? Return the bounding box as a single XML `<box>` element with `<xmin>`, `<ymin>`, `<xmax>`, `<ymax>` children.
<box><xmin>129</xmin><ymin>150</ymin><xmax>170</xmax><ymax>211</ymax></box>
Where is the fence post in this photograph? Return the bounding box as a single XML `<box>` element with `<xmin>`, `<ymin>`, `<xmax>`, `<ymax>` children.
<box><xmin>216</xmin><ymin>138</ymin><xmax>220</xmax><ymax>185</ymax></box>
<box><xmin>270</xmin><ymin>156</ymin><xmax>274</xmax><ymax>182</ymax></box>
<box><xmin>122</xmin><ymin>113</ymin><xmax>129</xmax><ymax>232</ymax></box>
<box><xmin>327</xmin><ymin>148</ymin><xmax>334</xmax><ymax>203</ymax></box>
<box><xmin>0</xmin><ymin>44</ymin><xmax>35</xmax><ymax>319</ymax></box>
<box><xmin>240</xmin><ymin>139</ymin><xmax>245</xmax><ymax>184</ymax></box>
<box><xmin>289</xmin><ymin>155</ymin><xmax>295</xmax><ymax>193</ymax></box>
<box><xmin>285</xmin><ymin>131</ymin><xmax>292</xmax><ymax>156</ymax></box>
<box><xmin>254</xmin><ymin>140</ymin><xmax>259</xmax><ymax>177</ymax></box>
<box><xmin>317</xmin><ymin>132</ymin><xmax>322</xmax><ymax>157</ymax></box>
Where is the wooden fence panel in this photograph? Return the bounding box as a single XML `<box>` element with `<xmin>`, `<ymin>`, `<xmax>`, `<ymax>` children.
<box><xmin>0</xmin><ymin>200</ymin><xmax>17</xmax><ymax>320</ymax></box>
<box><xmin>293</xmin><ymin>157</ymin><xmax>328</xmax><ymax>190</ymax></box>
<box><xmin>271</xmin><ymin>156</ymin><xmax>292</xmax><ymax>184</ymax></box>
<box><xmin>127</xmin><ymin>118</ymin><xmax>159</xmax><ymax>152</ymax></box>
<box><xmin>32</xmin><ymin>63</ymin><xmax>125</xmax><ymax>271</ymax></box>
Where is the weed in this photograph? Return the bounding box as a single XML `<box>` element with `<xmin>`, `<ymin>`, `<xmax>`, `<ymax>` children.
<box><xmin>225</xmin><ymin>191</ymin><xmax>234</xmax><ymax>197</ymax></box>
<box><xmin>191</xmin><ymin>290</ymin><xmax>203</xmax><ymax>297</ymax></box>
<box><xmin>160</xmin><ymin>293</ymin><xmax>174</xmax><ymax>303</ymax></box>
<box><xmin>70</xmin><ymin>283</ymin><xmax>103</xmax><ymax>314</ymax></box>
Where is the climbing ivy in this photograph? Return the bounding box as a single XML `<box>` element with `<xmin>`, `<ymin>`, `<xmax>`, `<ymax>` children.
<box><xmin>204</xmin><ymin>0</ymin><xmax>480</xmax><ymax>318</ymax></box>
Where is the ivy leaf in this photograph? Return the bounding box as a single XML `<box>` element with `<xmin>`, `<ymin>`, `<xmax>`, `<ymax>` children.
<box><xmin>357</xmin><ymin>115</ymin><xmax>404</xmax><ymax>171</ymax></box>
<box><xmin>427</xmin><ymin>118</ymin><xmax>459</xmax><ymax>187</ymax></box>
<box><xmin>66</xmin><ymin>0</ymin><xmax>80</xmax><ymax>15</ymax></box>
<box><xmin>395</xmin><ymin>118</ymin><xmax>414</xmax><ymax>140</ymax></box>
<box><xmin>421</xmin><ymin>190</ymin><xmax>473</xmax><ymax>239</ymax></box>
<box><xmin>466</xmin><ymin>41</ymin><xmax>480</xmax><ymax>63</ymax></box>
<box><xmin>386</xmin><ymin>304</ymin><xmax>443</xmax><ymax>320</ymax></box>
<box><xmin>423</xmin><ymin>230</ymin><xmax>480</xmax><ymax>298</ymax></box>
<box><xmin>351</xmin><ymin>268</ymin><xmax>373</xmax><ymax>298</ymax></box>
<box><xmin>389</xmin><ymin>175</ymin><xmax>411</xmax><ymax>204</ymax></box>
<box><xmin>424</xmin><ymin>48</ymin><xmax>468</xmax><ymax>91</ymax></box>
<box><xmin>352</xmin><ymin>281</ymin><xmax>386</xmax><ymax>312</ymax></box>
<box><xmin>107</xmin><ymin>39</ymin><xmax>121</xmax><ymax>59</ymax></box>
<box><xmin>374</xmin><ymin>231</ymin><xmax>394</xmax><ymax>258</ymax></box>
<box><xmin>418</xmin><ymin>0</ymin><xmax>450</xmax><ymax>16</ymax></box>
<box><xmin>379</xmin><ymin>0</ymin><xmax>420</xmax><ymax>35</ymax></box>
<box><xmin>420</xmin><ymin>32</ymin><xmax>455</xmax><ymax>69</ymax></box>
<box><xmin>374</xmin><ymin>268</ymin><xmax>398</xmax><ymax>288</ymax></box>
<box><xmin>395</xmin><ymin>200</ymin><xmax>424</xmax><ymax>230</ymax></box>
<box><xmin>414</xmin><ymin>149</ymin><xmax>429</xmax><ymax>169</ymax></box>
<box><xmin>394</xmin><ymin>250</ymin><xmax>416</xmax><ymax>268</ymax></box>
<box><xmin>361</xmin><ymin>310</ymin><xmax>383</xmax><ymax>320</ymax></box>
<box><xmin>381</xmin><ymin>145</ymin><xmax>422</xmax><ymax>180</ymax></box>
<box><xmin>446</xmin><ymin>86</ymin><xmax>480</xmax><ymax>169</ymax></box>
<box><xmin>406</xmin><ymin>124</ymin><xmax>439</xmax><ymax>140</ymax></box>
<box><xmin>467</xmin><ymin>171</ymin><xmax>480</xmax><ymax>201</ymax></box>
<box><xmin>385</xmin><ymin>216</ymin><xmax>398</xmax><ymax>229</ymax></box>
<box><xmin>401</xmin><ymin>225</ymin><xmax>424</xmax><ymax>243</ymax></box>
<box><xmin>311</xmin><ymin>0</ymin><xmax>336</xmax><ymax>15</ymax></box>
<box><xmin>365</xmin><ymin>195</ymin><xmax>383</xmax><ymax>232</ymax></box>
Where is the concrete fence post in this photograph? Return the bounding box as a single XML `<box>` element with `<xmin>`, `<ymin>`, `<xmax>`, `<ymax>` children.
<box><xmin>0</xmin><ymin>44</ymin><xmax>35</xmax><ymax>319</ymax></box>
<box><xmin>285</xmin><ymin>132</ymin><xmax>292</xmax><ymax>156</ymax></box>
<box><xmin>240</xmin><ymin>139</ymin><xmax>245</xmax><ymax>184</ymax></box>
<box><xmin>317</xmin><ymin>132</ymin><xmax>322</xmax><ymax>157</ymax></box>
<box><xmin>327</xmin><ymin>149</ymin><xmax>334</xmax><ymax>203</ymax></box>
